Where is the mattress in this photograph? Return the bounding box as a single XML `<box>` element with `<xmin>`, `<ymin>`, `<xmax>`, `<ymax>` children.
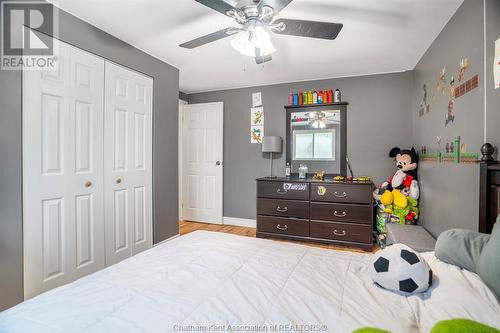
<box><xmin>0</xmin><ymin>231</ymin><xmax>498</xmax><ymax>333</ymax></box>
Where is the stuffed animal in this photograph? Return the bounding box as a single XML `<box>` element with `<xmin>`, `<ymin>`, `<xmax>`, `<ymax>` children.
<box><xmin>374</xmin><ymin>147</ymin><xmax>421</xmax><ymax>245</ymax></box>
<box><xmin>381</xmin><ymin>147</ymin><xmax>420</xmax><ymax>200</ymax></box>
<box><xmin>374</xmin><ymin>147</ymin><xmax>420</xmax><ymax>200</ymax></box>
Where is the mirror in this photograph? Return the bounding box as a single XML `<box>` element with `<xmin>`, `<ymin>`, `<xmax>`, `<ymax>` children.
<box><xmin>286</xmin><ymin>104</ymin><xmax>347</xmax><ymax>176</ymax></box>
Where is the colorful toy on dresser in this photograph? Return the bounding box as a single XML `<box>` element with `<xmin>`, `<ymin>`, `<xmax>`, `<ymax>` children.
<box><xmin>373</xmin><ymin>147</ymin><xmax>420</xmax><ymax>247</ymax></box>
<box><xmin>288</xmin><ymin>88</ymin><xmax>341</xmax><ymax>106</ymax></box>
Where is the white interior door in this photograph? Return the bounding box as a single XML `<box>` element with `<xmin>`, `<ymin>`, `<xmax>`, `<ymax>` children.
<box><xmin>23</xmin><ymin>40</ymin><xmax>105</xmax><ymax>298</ymax></box>
<box><xmin>182</xmin><ymin>102</ymin><xmax>223</xmax><ymax>224</ymax></box>
<box><xmin>104</xmin><ymin>62</ymin><xmax>153</xmax><ymax>266</ymax></box>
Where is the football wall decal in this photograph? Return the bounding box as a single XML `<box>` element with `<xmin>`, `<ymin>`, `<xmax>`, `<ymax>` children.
<box><xmin>371</xmin><ymin>244</ymin><xmax>433</xmax><ymax>294</ymax></box>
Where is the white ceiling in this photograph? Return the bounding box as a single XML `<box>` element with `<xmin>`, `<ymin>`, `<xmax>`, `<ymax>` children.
<box><xmin>52</xmin><ymin>0</ymin><xmax>463</xmax><ymax>93</ymax></box>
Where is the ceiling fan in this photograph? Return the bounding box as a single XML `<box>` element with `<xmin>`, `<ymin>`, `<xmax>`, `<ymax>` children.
<box><xmin>179</xmin><ymin>0</ymin><xmax>343</xmax><ymax>64</ymax></box>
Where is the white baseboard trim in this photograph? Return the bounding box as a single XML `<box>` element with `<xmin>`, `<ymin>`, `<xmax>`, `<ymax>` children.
<box><xmin>223</xmin><ymin>216</ymin><xmax>256</xmax><ymax>228</ymax></box>
<box><xmin>154</xmin><ymin>233</ymin><xmax>180</xmax><ymax>246</ymax></box>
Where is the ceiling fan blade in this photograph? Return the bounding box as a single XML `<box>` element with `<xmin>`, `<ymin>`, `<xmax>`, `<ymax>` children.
<box><xmin>255</xmin><ymin>48</ymin><xmax>272</xmax><ymax>64</ymax></box>
<box><xmin>195</xmin><ymin>0</ymin><xmax>237</xmax><ymax>16</ymax></box>
<box><xmin>179</xmin><ymin>28</ymin><xmax>239</xmax><ymax>49</ymax></box>
<box><xmin>273</xmin><ymin>19</ymin><xmax>343</xmax><ymax>40</ymax></box>
<box><xmin>257</xmin><ymin>0</ymin><xmax>293</xmax><ymax>15</ymax></box>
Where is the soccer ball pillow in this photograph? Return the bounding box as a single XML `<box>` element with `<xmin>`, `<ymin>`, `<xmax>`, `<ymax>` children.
<box><xmin>371</xmin><ymin>244</ymin><xmax>433</xmax><ymax>294</ymax></box>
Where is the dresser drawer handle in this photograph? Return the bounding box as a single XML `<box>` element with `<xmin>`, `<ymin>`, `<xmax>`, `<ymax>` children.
<box><xmin>276</xmin><ymin>189</ymin><xmax>288</xmax><ymax>195</ymax></box>
<box><xmin>334</xmin><ymin>191</ymin><xmax>348</xmax><ymax>198</ymax></box>
<box><xmin>276</xmin><ymin>224</ymin><xmax>288</xmax><ymax>231</ymax></box>
<box><xmin>334</xmin><ymin>211</ymin><xmax>346</xmax><ymax>217</ymax></box>
<box><xmin>276</xmin><ymin>206</ymin><xmax>288</xmax><ymax>212</ymax></box>
<box><xmin>333</xmin><ymin>229</ymin><xmax>346</xmax><ymax>236</ymax></box>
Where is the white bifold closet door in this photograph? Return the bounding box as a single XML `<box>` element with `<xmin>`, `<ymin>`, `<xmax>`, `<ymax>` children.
<box><xmin>104</xmin><ymin>62</ymin><xmax>153</xmax><ymax>266</ymax></box>
<box><xmin>23</xmin><ymin>41</ymin><xmax>106</xmax><ymax>298</ymax></box>
<box><xmin>23</xmin><ymin>40</ymin><xmax>153</xmax><ymax>298</ymax></box>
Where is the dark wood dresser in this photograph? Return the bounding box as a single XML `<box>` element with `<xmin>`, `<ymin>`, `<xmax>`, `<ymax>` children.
<box><xmin>256</xmin><ymin>177</ymin><xmax>374</xmax><ymax>251</ymax></box>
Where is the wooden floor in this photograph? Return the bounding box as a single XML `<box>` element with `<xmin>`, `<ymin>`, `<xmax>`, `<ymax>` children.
<box><xmin>180</xmin><ymin>220</ymin><xmax>376</xmax><ymax>253</ymax></box>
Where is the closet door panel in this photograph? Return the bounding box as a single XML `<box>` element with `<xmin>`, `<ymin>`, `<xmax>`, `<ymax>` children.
<box><xmin>75</xmin><ymin>194</ymin><xmax>93</xmax><ymax>267</ymax></box>
<box><xmin>41</xmin><ymin>198</ymin><xmax>65</xmax><ymax>280</ymax></box>
<box><xmin>134</xmin><ymin>186</ymin><xmax>147</xmax><ymax>244</ymax></box>
<box><xmin>23</xmin><ymin>41</ymin><xmax>105</xmax><ymax>299</ymax></box>
<box><xmin>130</xmin><ymin>80</ymin><xmax>153</xmax><ymax>254</ymax></box>
<box><xmin>105</xmin><ymin>97</ymin><xmax>132</xmax><ymax>264</ymax></box>
<box><xmin>114</xmin><ymin>189</ymin><xmax>129</xmax><ymax>252</ymax></box>
<box><xmin>69</xmin><ymin>46</ymin><xmax>105</xmax><ymax>278</ymax></box>
<box><xmin>104</xmin><ymin>63</ymin><xmax>153</xmax><ymax>266</ymax></box>
<box><xmin>23</xmin><ymin>42</ymin><xmax>72</xmax><ymax>298</ymax></box>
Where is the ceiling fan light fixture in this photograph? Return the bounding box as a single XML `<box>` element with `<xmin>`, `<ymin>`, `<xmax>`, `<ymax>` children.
<box><xmin>311</xmin><ymin>120</ymin><xmax>327</xmax><ymax>129</ymax></box>
<box><xmin>252</xmin><ymin>25</ymin><xmax>276</xmax><ymax>55</ymax></box>
<box><xmin>230</xmin><ymin>25</ymin><xmax>276</xmax><ymax>58</ymax></box>
<box><xmin>309</xmin><ymin>111</ymin><xmax>327</xmax><ymax>129</ymax></box>
<box><xmin>230</xmin><ymin>31</ymin><xmax>255</xmax><ymax>57</ymax></box>
<box><xmin>180</xmin><ymin>0</ymin><xmax>344</xmax><ymax>64</ymax></box>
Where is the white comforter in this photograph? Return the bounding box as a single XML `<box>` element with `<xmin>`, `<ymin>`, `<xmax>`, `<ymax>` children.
<box><xmin>0</xmin><ymin>231</ymin><xmax>499</xmax><ymax>333</ymax></box>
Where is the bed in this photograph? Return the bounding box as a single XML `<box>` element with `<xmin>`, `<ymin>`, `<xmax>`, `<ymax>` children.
<box><xmin>0</xmin><ymin>230</ymin><xmax>499</xmax><ymax>333</ymax></box>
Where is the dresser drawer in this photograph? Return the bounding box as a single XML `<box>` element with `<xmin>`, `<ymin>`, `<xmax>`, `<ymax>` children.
<box><xmin>257</xmin><ymin>198</ymin><xmax>309</xmax><ymax>218</ymax></box>
<box><xmin>310</xmin><ymin>221</ymin><xmax>372</xmax><ymax>244</ymax></box>
<box><xmin>257</xmin><ymin>181</ymin><xmax>309</xmax><ymax>200</ymax></box>
<box><xmin>257</xmin><ymin>216</ymin><xmax>309</xmax><ymax>237</ymax></box>
<box><xmin>310</xmin><ymin>202</ymin><xmax>371</xmax><ymax>224</ymax></box>
<box><xmin>310</xmin><ymin>184</ymin><xmax>372</xmax><ymax>204</ymax></box>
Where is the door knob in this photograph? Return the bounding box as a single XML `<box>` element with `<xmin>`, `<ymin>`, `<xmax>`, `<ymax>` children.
<box><xmin>116</xmin><ymin>178</ymin><xmax>122</xmax><ymax>184</ymax></box>
<box><xmin>216</xmin><ymin>161</ymin><xmax>221</xmax><ymax>166</ymax></box>
<box><xmin>84</xmin><ymin>181</ymin><xmax>92</xmax><ymax>188</ymax></box>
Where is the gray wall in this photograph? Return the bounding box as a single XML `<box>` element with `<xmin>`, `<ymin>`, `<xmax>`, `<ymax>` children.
<box><xmin>0</xmin><ymin>69</ymin><xmax>23</xmax><ymax>311</ymax></box>
<box><xmin>0</xmin><ymin>1</ymin><xmax>179</xmax><ymax>310</ymax></box>
<box><xmin>189</xmin><ymin>72</ymin><xmax>414</xmax><ymax>220</ymax></box>
<box><xmin>486</xmin><ymin>0</ymin><xmax>500</xmax><ymax>152</ymax></box>
<box><xmin>411</xmin><ymin>0</ymin><xmax>485</xmax><ymax>237</ymax></box>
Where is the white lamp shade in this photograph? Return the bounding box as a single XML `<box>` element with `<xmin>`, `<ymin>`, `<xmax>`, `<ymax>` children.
<box><xmin>262</xmin><ymin>136</ymin><xmax>282</xmax><ymax>153</ymax></box>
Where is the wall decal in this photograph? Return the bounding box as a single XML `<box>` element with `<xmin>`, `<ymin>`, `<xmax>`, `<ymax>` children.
<box><xmin>426</xmin><ymin>59</ymin><xmax>477</xmax><ymax>126</ymax></box>
<box><xmin>494</xmin><ymin>38</ymin><xmax>500</xmax><ymax>89</ymax></box>
<box><xmin>458</xmin><ymin>57</ymin><xmax>469</xmax><ymax>82</ymax></box>
<box><xmin>452</xmin><ymin>74</ymin><xmax>479</xmax><ymax>99</ymax></box>
<box><xmin>418</xmin><ymin>83</ymin><xmax>430</xmax><ymax>117</ymax></box>
<box><xmin>420</xmin><ymin>136</ymin><xmax>479</xmax><ymax>164</ymax></box>
<box><xmin>445</xmin><ymin>76</ymin><xmax>455</xmax><ymax>126</ymax></box>
<box><xmin>436</xmin><ymin>66</ymin><xmax>447</xmax><ymax>95</ymax></box>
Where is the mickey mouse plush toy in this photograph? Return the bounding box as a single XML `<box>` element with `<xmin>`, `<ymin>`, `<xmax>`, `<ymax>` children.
<box><xmin>373</xmin><ymin>147</ymin><xmax>420</xmax><ymax>224</ymax></box>
<box><xmin>384</xmin><ymin>147</ymin><xmax>420</xmax><ymax>200</ymax></box>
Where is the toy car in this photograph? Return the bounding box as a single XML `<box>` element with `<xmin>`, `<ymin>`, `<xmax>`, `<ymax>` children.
<box><xmin>354</xmin><ymin>176</ymin><xmax>371</xmax><ymax>182</ymax></box>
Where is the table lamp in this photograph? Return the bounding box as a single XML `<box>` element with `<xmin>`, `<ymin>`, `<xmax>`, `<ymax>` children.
<box><xmin>262</xmin><ymin>136</ymin><xmax>282</xmax><ymax>178</ymax></box>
